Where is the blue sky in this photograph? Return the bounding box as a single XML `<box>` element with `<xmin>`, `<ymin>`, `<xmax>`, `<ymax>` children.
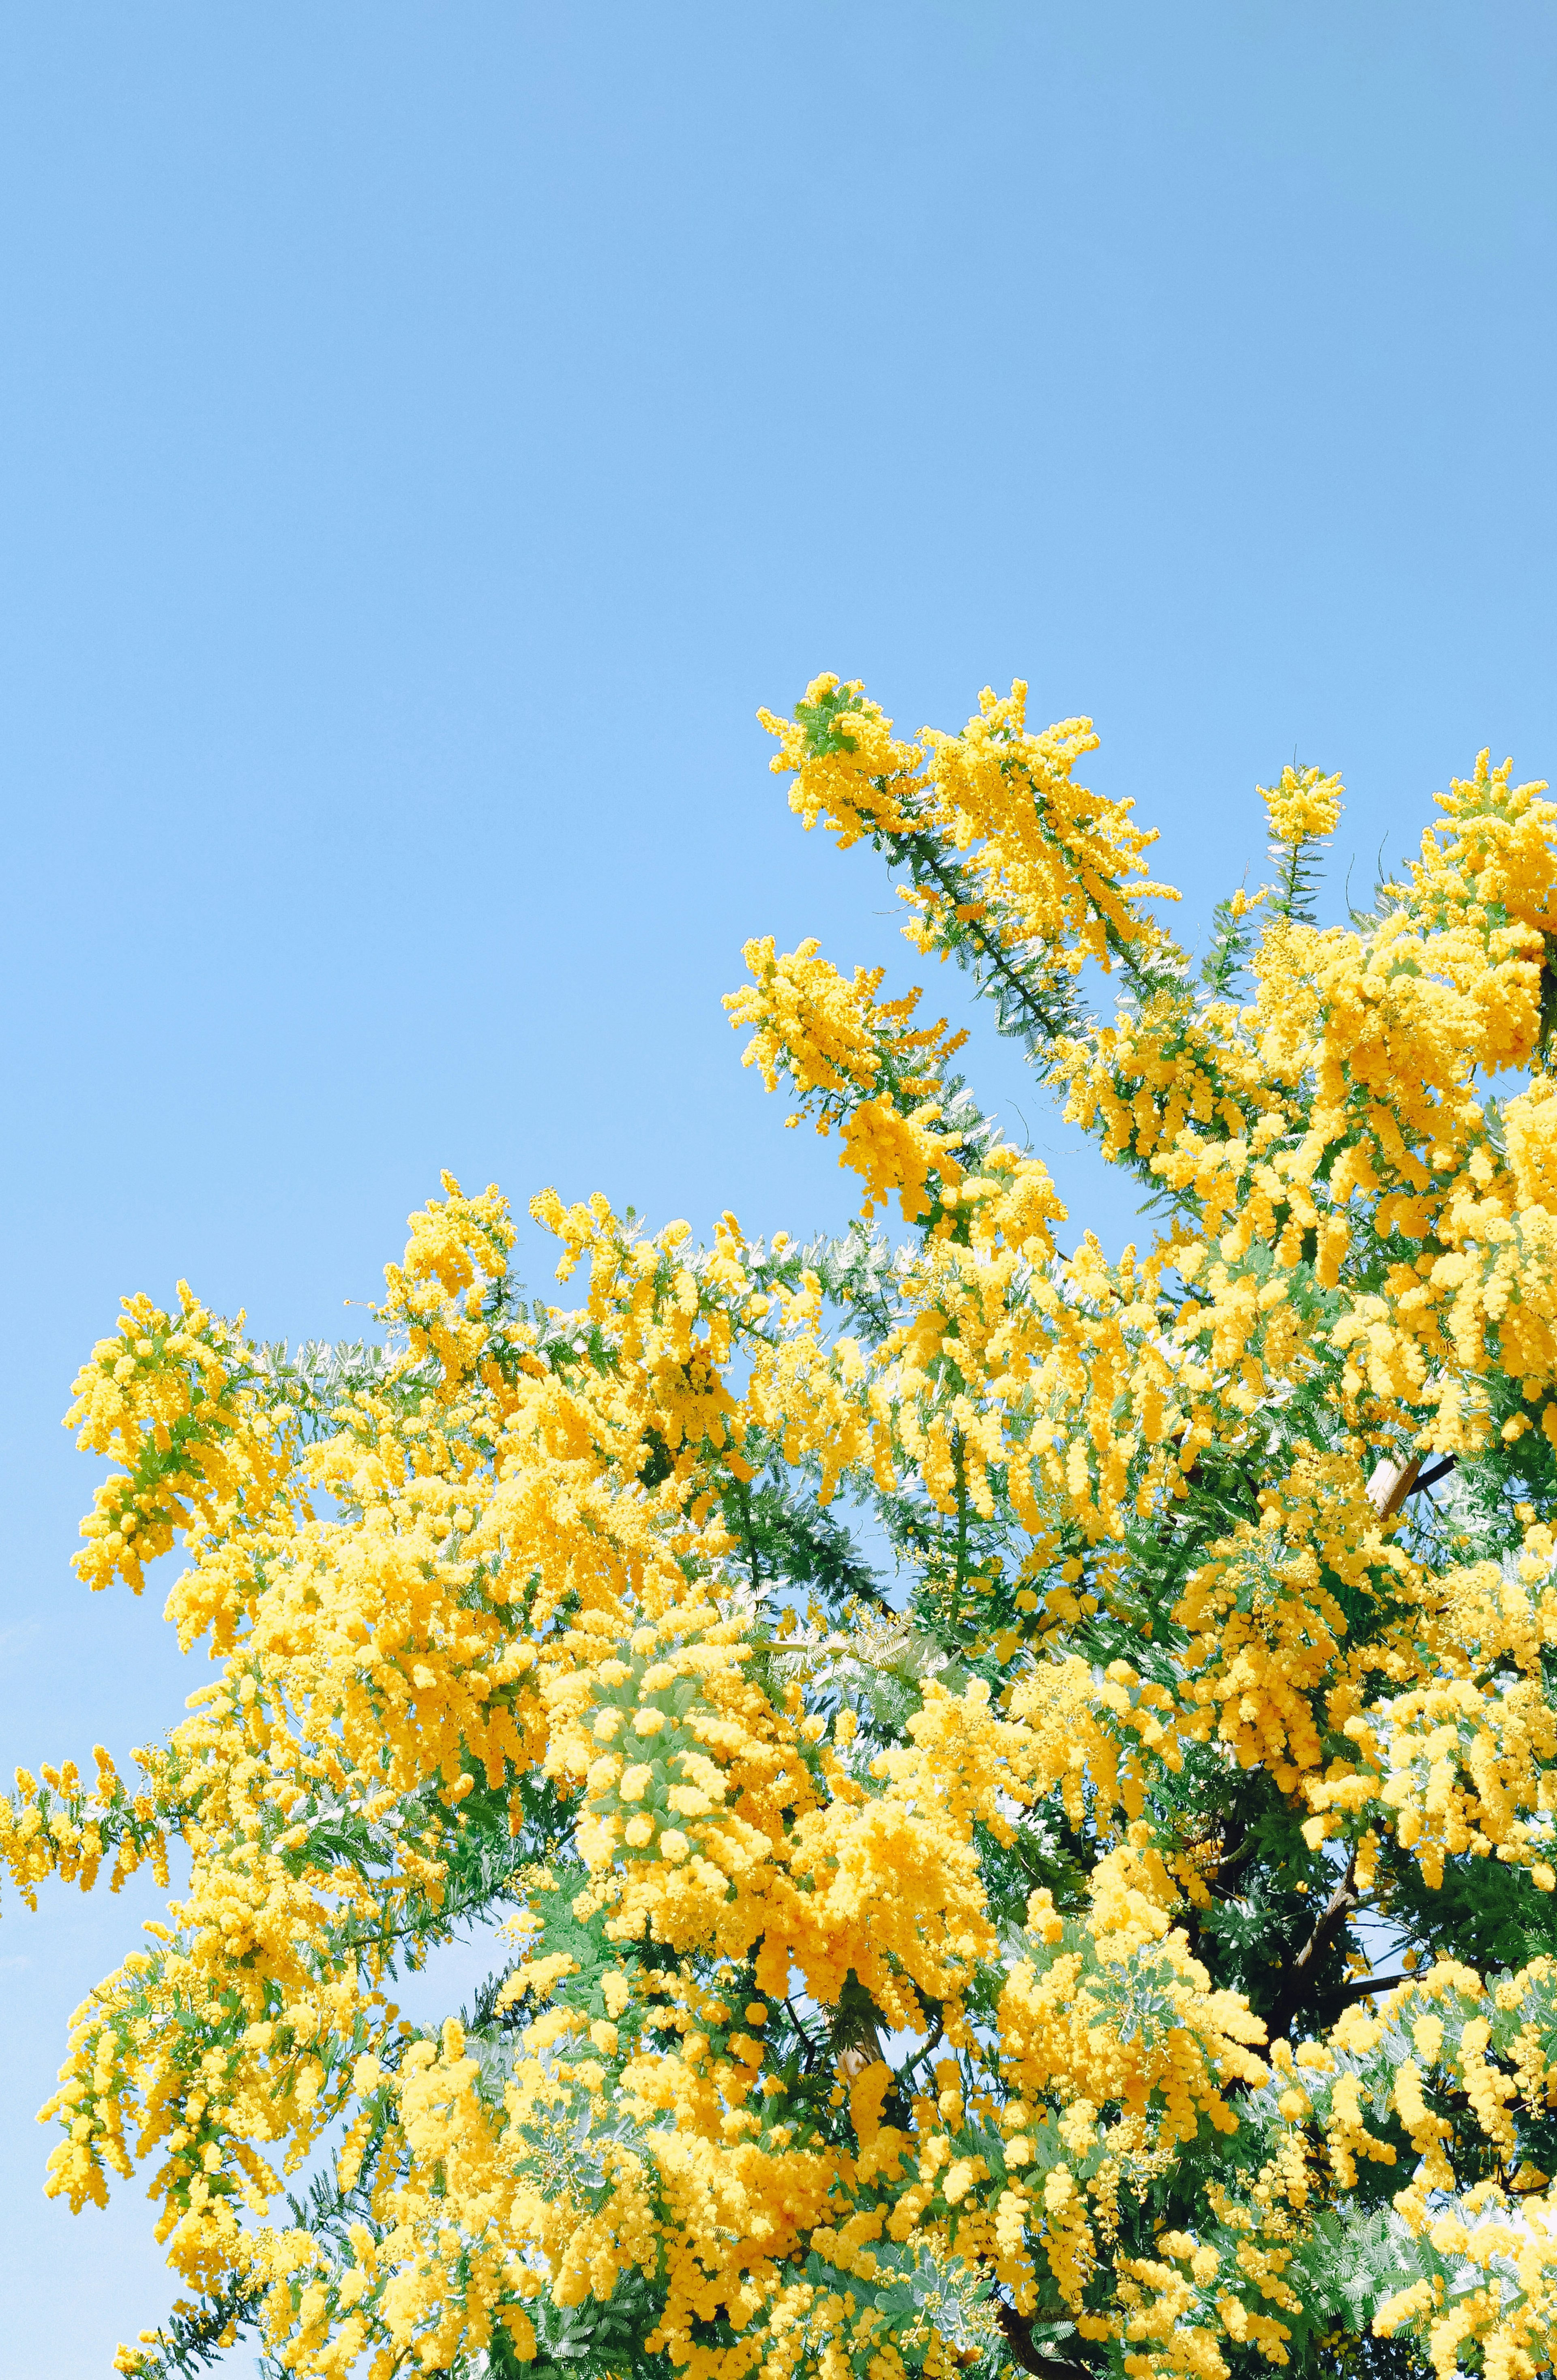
<box><xmin>3</xmin><ymin>3</ymin><xmax>1557</xmax><ymax>2367</ymax></box>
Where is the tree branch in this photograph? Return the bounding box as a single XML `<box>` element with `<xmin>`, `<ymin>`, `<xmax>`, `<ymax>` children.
<box><xmin>995</xmin><ymin>2303</ymin><xmax>1097</xmax><ymax>2380</ymax></box>
<box><xmin>1331</xmin><ymin>1971</ymin><xmax>1409</xmax><ymax>2008</ymax></box>
<box><xmin>1366</xmin><ymin>1451</ymin><xmax>1456</xmax><ymax>1519</ymax></box>
<box><xmin>895</xmin><ymin>832</ymin><xmax>1078</xmax><ymax>1054</ymax></box>
<box><xmin>1265</xmin><ymin>1846</ymin><xmax>1360</xmax><ymax>2038</ymax></box>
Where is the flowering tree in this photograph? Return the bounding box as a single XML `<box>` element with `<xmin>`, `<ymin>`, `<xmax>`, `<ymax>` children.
<box><xmin>12</xmin><ymin>676</ymin><xmax>1557</xmax><ymax>2380</ymax></box>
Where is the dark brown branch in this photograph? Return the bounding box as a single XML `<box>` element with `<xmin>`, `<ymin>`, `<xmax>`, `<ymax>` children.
<box><xmin>1207</xmin><ymin>1828</ymin><xmax>1257</xmax><ymax>1891</ymax></box>
<box><xmin>1332</xmin><ymin>1971</ymin><xmax>1409</xmax><ymax>2007</ymax></box>
<box><xmin>1265</xmin><ymin>1846</ymin><xmax>1360</xmax><ymax>2039</ymax></box>
<box><xmin>995</xmin><ymin>2304</ymin><xmax>1097</xmax><ymax>2380</ymax></box>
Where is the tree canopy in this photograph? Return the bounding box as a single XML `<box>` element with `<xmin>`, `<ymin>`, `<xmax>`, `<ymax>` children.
<box><xmin>12</xmin><ymin>675</ymin><xmax>1557</xmax><ymax>2380</ymax></box>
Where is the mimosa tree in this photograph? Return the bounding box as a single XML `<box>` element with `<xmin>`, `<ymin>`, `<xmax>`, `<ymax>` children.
<box><xmin>12</xmin><ymin>675</ymin><xmax>1557</xmax><ymax>2380</ymax></box>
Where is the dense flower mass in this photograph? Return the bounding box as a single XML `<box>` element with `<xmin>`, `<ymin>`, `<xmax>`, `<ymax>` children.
<box><xmin>15</xmin><ymin>675</ymin><xmax>1557</xmax><ymax>2380</ymax></box>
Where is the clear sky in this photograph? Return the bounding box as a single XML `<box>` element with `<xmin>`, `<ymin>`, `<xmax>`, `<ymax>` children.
<box><xmin>4</xmin><ymin>4</ymin><xmax>1557</xmax><ymax>2368</ymax></box>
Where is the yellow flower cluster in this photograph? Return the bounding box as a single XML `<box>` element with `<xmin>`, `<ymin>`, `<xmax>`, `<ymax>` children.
<box><xmin>1261</xmin><ymin>765</ymin><xmax>1344</xmax><ymax>851</ymax></box>
<box><xmin>724</xmin><ymin>937</ymin><xmax>970</xmax><ymax>1221</ymax></box>
<box><xmin>22</xmin><ymin>678</ymin><xmax>1557</xmax><ymax>2380</ymax></box>
<box><xmin>758</xmin><ymin>676</ymin><xmax>1176</xmax><ymax>1022</ymax></box>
